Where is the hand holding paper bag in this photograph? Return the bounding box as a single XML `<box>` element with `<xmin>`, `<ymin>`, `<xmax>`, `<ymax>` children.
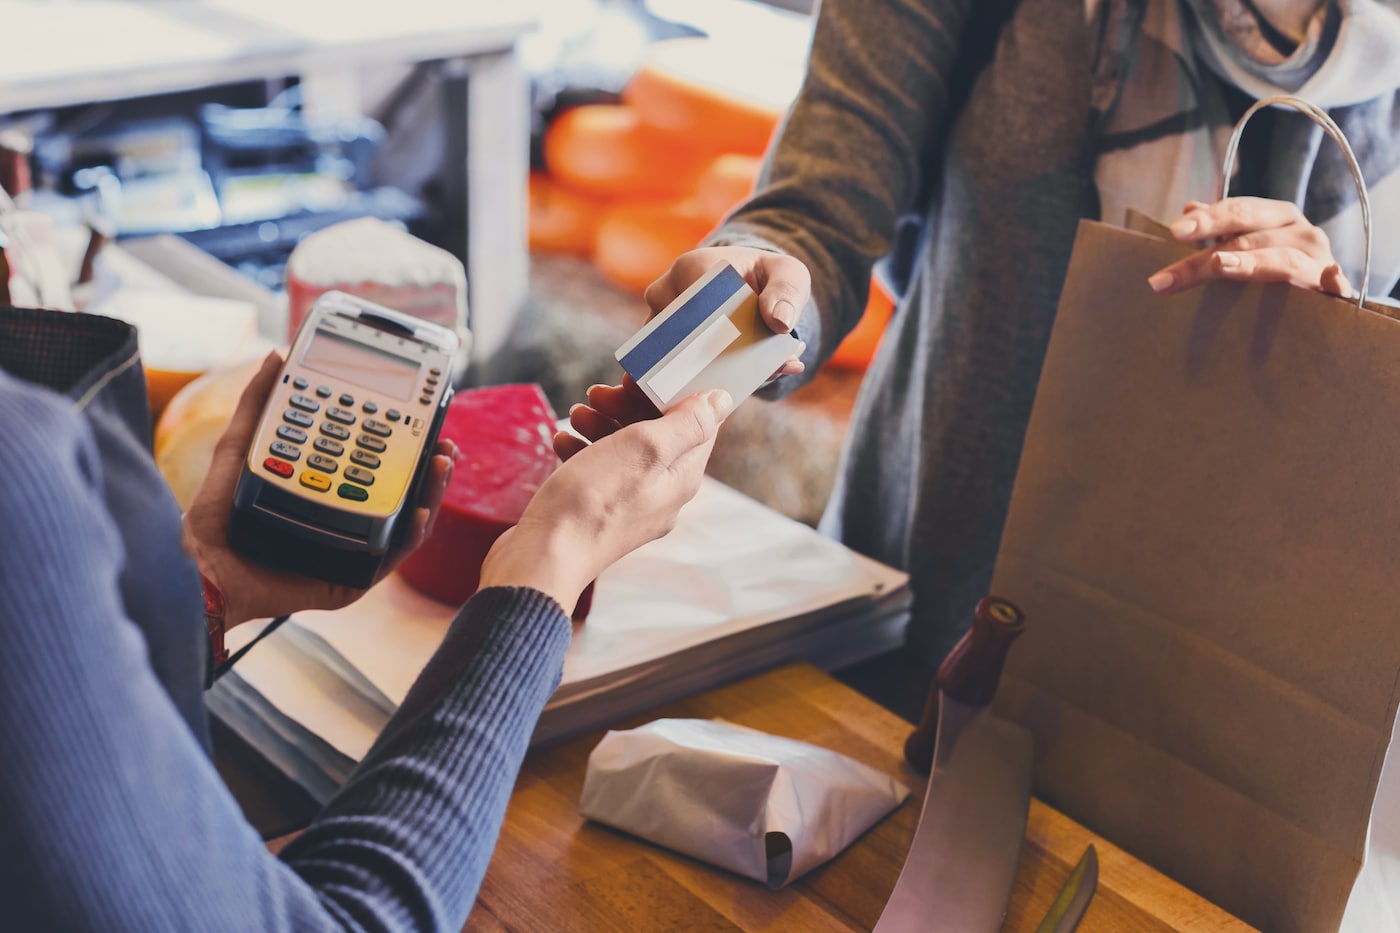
<box><xmin>579</xmin><ymin>719</ymin><xmax>908</xmax><ymax>888</ymax></box>
<box><xmin>990</xmin><ymin>98</ymin><xmax>1396</xmax><ymax>933</ymax></box>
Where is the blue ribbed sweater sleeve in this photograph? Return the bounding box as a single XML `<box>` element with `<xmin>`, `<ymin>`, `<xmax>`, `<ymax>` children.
<box><xmin>0</xmin><ymin>379</ymin><xmax>572</xmax><ymax>932</ymax></box>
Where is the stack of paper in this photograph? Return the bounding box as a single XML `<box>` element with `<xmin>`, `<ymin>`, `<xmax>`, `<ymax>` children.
<box><xmin>207</xmin><ymin>478</ymin><xmax>911</xmax><ymax>803</ymax></box>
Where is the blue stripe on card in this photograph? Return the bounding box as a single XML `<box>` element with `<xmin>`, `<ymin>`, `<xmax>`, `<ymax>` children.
<box><xmin>619</xmin><ymin>264</ymin><xmax>746</xmax><ymax>379</ymax></box>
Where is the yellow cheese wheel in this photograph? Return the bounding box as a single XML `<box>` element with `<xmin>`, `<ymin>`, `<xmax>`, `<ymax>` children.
<box><xmin>154</xmin><ymin>349</ymin><xmax>275</xmax><ymax>510</ymax></box>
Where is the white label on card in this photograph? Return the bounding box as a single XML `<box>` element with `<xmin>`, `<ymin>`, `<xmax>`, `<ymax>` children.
<box><xmin>648</xmin><ymin>313</ymin><xmax>742</xmax><ymax>406</ymax></box>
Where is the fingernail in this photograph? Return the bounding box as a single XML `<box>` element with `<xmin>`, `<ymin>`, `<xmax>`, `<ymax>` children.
<box><xmin>1215</xmin><ymin>251</ymin><xmax>1240</xmax><ymax>269</ymax></box>
<box><xmin>771</xmin><ymin>299</ymin><xmax>796</xmax><ymax>332</ymax></box>
<box><xmin>707</xmin><ymin>390</ymin><xmax>734</xmax><ymax>420</ymax></box>
<box><xmin>1170</xmin><ymin>216</ymin><xmax>1198</xmax><ymax>239</ymax></box>
<box><xmin>1148</xmin><ymin>271</ymin><xmax>1174</xmax><ymax>293</ymax></box>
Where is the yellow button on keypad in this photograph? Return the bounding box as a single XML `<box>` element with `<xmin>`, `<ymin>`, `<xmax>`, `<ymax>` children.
<box><xmin>299</xmin><ymin>470</ymin><xmax>332</xmax><ymax>492</ymax></box>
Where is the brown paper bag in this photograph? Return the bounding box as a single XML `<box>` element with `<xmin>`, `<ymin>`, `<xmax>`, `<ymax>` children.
<box><xmin>989</xmin><ymin>209</ymin><xmax>1400</xmax><ymax>931</ymax></box>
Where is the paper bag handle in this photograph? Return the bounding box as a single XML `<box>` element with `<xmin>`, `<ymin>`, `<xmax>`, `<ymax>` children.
<box><xmin>1219</xmin><ymin>94</ymin><xmax>1371</xmax><ymax>308</ymax></box>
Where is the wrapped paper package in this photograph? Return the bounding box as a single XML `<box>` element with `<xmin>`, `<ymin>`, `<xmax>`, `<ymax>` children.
<box><xmin>579</xmin><ymin>718</ymin><xmax>909</xmax><ymax>888</ymax></box>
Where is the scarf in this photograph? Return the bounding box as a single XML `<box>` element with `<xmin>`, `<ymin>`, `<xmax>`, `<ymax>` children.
<box><xmin>1093</xmin><ymin>0</ymin><xmax>1400</xmax><ymax>299</ymax></box>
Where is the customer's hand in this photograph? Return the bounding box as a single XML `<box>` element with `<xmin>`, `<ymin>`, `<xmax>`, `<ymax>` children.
<box><xmin>557</xmin><ymin>376</ymin><xmax>660</xmax><ymax>453</ymax></box>
<box><xmin>1148</xmin><ymin>197</ymin><xmax>1352</xmax><ymax>298</ymax></box>
<box><xmin>646</xmin><ymin>245</ymin><xmax>811</xmax><ymax>378</ymax></box>
<box><xmin>478</xmin><ymin>388</ymin><xmax>732</xmax><ymax>612</ymax></box>
<box><xmin>182</xmin><ymin>351</ymin><xmax>457</xmax><ymax>628</ymax></box>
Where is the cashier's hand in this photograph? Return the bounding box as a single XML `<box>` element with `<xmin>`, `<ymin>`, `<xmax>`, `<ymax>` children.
<box><xmin>477</xmin><ymin>388</ymin><xmax>733</xmax><ymax>612</ymax></box>
<box><xmin>1148</xmin><ymin>198</ymin><xmax>1353</xmax><ymax>298</ymax></box>
<box><xmin>646</xmin><ymin>245</ymin><xmax>809</xmax><ymax>378</ymax></box>
<box><xmin>181</xmin><ymin>351</ymin><xmax>457</xmax><ymax>629</ymax></box>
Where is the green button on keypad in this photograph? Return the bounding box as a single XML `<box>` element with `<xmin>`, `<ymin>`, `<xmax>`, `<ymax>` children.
<box><xmin>337</xmin><ymin>483</ymin><xmax>369</xmax><ymax>502</ymax></box>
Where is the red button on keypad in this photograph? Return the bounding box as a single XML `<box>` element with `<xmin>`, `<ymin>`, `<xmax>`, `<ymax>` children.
<box><xmin>263</xmin><ymin>456</ymin><xmax>295</xmax><ymax>478</ymax></box>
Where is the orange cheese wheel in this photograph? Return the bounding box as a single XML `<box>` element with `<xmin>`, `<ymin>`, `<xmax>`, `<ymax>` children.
<box><xmin>828</xmin><ymin>276</ymin><xmax>895</xmax><ymax>371</ymax></box>
<box><xmin>543</xmin><ymin>103</ymin><xmax>708</xmax><ymax>199</ymax></box>
<box><xmin>592</xmin><ymin>198</ymin><xmax>716</xmax><ymax>296</ymax></box>
<box><xmin>528</xmin><ymin>171</ymin><xmax>608</xmax><ymax>256</ymax></box>
<box><xmin>623</xmin><ymin>38</ymin><xmax>800</xmax><ymax>156</ymax></box>
<box><xmin>696</xmin><ymin>153</ymin><xmax>762</xmax><ymax>224</ymax></box>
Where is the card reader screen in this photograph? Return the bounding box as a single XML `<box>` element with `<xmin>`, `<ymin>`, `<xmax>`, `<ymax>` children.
<box><xmin>301</xmin><ymin>329</ymin><xmax>420</xmax><ymax>400</ymax></box>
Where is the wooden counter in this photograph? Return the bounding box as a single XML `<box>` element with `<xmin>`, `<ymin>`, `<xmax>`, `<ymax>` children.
<box><xmin>456</xmin><ymin>662</ymin><xmax>1255</xmax><ymax>932</ymax></box>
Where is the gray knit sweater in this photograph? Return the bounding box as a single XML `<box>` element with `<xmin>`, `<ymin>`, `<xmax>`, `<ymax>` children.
<box><xmin>713</xmin><ymin>0</ymin><xmax>1400</xmax><ymax>665</ymax></box>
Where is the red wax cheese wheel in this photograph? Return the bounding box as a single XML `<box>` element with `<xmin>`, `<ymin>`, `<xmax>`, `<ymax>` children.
<box><xmin>397</xmin><ymin>384</ymin><xmax>594</xmax><ymax>621</ymax></box>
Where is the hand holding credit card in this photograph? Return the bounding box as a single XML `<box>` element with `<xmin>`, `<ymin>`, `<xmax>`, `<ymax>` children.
<box><xmin>615</xmin><ymin>262</ymin><xmax>802</xmax><ymax>412</ymax></box>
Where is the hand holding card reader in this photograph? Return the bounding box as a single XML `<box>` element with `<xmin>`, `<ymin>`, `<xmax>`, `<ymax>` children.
<box><xmin>230</xmin><ymin>291</ymin><xmax>459</xmax><ymax>588</ymax></box>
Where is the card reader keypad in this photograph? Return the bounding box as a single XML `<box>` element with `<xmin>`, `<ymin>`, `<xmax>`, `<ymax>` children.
<box><xmin>262</xmin><ymin>374</ymin><xmax>441</xmax><ymax>501</ymax></box>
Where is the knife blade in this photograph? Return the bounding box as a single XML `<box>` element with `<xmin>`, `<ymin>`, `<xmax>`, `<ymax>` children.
<box><xmin>873</xmin><ymin>692</ymin><xmax>1034</xmax><ymax>933</ymax></box>
<box><xmin>1034</xmin><ymin>844</ymin><xmax>1099</xmax><ymax>933</ymax></box>
<box><xmin>876</xmin><ymin>596</ymin><xmax>1032</xmax><ymax>933</ymax></box>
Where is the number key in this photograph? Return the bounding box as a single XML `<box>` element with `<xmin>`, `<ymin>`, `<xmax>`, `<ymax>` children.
<box><xmin>326</xmin><ymin>407</ymin><xmax>357</xmax><ymax>425</ymax></box>
<box><xmin>349</xmin><ymin>448</ymin><xmax>380</xmax><ymax>469</ymax></box>
<box><xmin>363</xmin><ymin>418</ymin><xmax>392</xmax><ymax>438</ymax></box>
<box><xmin>314</xmin><ymin>437</ymin><xmax>345</xmax><ymax>457</ymax></box>
<box><xmin>283</xmin><ymin>408</ymin><xmax>314</xmax><ymax>429</ymax></box>
<box><xmin>320</xmin><ymin>421</ymin><xmax>351</xmax><ymax>441</ymax></box>
<box><xmin>308</xmin><ymin>453</ymin><xmax>338</xmax><ymax>474</ymax></box>
<box><xmin>356</xmin><ymin>434</ymin><xmax>387</xmax><ymax>453</ymax></box>
<box><xmin>276</xmin><ymin>424</ymin><xmax>308</xmax><ymax>444</ymax></box>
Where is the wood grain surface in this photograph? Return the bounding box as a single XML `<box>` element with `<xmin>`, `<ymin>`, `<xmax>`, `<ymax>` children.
<box><xmin>457</xmin><ymin>663</ymin><xmax>1257</xmax><ymax>932</ymax></box>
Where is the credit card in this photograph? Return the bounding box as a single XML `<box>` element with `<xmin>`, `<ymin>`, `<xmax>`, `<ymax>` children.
<box><xmin>615</xmin><ymin>262</ymin><xmax>801</xmax><ymax>412</ymax></box>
